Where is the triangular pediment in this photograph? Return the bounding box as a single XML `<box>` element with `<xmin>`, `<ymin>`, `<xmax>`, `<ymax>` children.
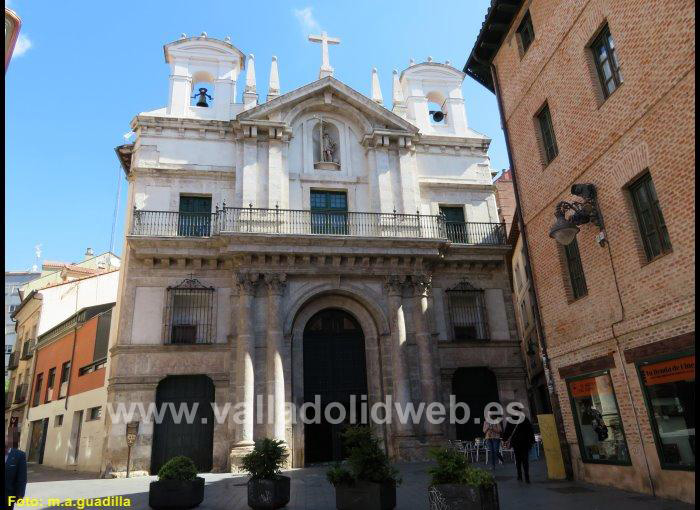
<box><xmin>236</xmin><ymin>76</ymin><xmax>418</xmax><ymax>134</ymax></box>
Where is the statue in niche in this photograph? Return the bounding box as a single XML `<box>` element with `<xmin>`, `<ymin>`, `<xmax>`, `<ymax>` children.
<box><xmin>313</xmin><ymin>117</ymin><xmax>341</xmax><ymax>169</ymax></box>
<box><xmin>322</xmin><ymin>132</ymin><xmax>337</xmax><ymax>163</ymax></box>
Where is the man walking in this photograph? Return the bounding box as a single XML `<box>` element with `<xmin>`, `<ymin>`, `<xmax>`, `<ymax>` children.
<box><xmin>5</xmin><ymin>432</ymin><xmax>27</xmax><ymax>509</ymax></box>
<box><xmin>503</xmin><ymin>415</ymin><xmax>536</xmax><ymax>483</ymax></box>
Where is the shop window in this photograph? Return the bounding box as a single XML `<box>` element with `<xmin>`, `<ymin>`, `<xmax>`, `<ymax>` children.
<box><xmin>567</xmin><ymin>371</ymin><xmax>631</xmax><ymax>464</ymax></box>
<box><xmin>637</xmin><ymin>353</ymin><xmax>695</xmax><ymax>470</ymax></box>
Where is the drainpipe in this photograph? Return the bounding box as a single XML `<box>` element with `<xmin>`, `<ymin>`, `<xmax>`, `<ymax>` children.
<box><xmin>471</xmin><ymin>53</ymin><xmax>573</xmax><ymax>479</ymax></box>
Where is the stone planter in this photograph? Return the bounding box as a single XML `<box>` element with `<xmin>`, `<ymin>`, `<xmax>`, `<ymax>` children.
<box><xmin>149</xmin><ymin>477</ymin><xmax>205</xmax><ymax>509</ymax></box>
<box><xmin>334</xmin><ymin>481</ymin><xmax>396</xmax><ymax>510</ymax></box>
<box><xmin>247</xmin><ymin>475</ymin><xmax>291</xmax><ymax>510</ymax></box>
<box><xmin>431</xmin><ymin>483</ymin><xmax>499</xmax><ymax>510</ymax></box>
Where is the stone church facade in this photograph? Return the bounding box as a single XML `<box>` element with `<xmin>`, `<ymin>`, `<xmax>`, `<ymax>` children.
<box><xmin>102</xmin><ymin>34</ymin><xmax>527</xmax><ymax>474</ymax></box>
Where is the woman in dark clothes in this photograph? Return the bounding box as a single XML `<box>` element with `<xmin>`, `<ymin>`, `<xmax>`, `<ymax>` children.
<box><xmin>503</xmin><ymin>414</ymin><xmax>536</xmax><ymax>483</ymax></box>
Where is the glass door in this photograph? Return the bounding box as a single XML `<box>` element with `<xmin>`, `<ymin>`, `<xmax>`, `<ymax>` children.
<box><xmin>310</xmin><ymin>190</ymin><xmax>348</xmax><ymax>235</ymax></box>
<box><xmin>178</xmin><ymin>196</ymin><xmax>212</xmax><ymax>237</ymax></box>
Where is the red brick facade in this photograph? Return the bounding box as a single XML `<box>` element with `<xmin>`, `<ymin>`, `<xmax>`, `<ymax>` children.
<box><xmin>469</xmin><ymin>0</ymin><xmax>694</xmax><ymax>503</ymax></box>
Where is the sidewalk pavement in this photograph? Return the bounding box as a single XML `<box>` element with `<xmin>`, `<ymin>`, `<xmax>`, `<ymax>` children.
<box><xmin>23</xmin><ymin>458</ymin><xmax>693</xmax><ymax>509</ymax></box>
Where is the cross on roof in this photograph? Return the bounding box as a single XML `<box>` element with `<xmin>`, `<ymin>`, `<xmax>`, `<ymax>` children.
<box><xmin>308</xmin><ymin>31</ymin><xmax>340</xmax><ymax>79</ymax></box>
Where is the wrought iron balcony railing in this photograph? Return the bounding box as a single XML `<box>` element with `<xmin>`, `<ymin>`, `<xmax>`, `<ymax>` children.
<box><xmin>7</xmin><ymin>352</ymin><xmax>19</xmax><ymax>370</ymax></box>
<box><xmin>130</xmin><ymin>207</ymin><xmax>508</xmax><ymax>246</ymax></box>
<box><xmin>13</xmin><ymin>383</ymin><xmax>27</xmax><ymax>404</ymax></box>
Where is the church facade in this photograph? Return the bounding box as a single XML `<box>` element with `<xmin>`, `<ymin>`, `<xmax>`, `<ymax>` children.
<box><xmin>102</xmin><ymin>33</ymin><xmax>527</xmax><ymax>474</ymax></box>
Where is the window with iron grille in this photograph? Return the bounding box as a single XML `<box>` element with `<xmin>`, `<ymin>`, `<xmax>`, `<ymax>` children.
<box><xmin>45</xmin><ymin>368</ymin><xmax>55</xmax><ymax>402</ymax></box>
<box><xmin>165</xmin><ymin>277</ymin><xmax>215</xmax><ymax>344</ymax></box>
<box><xmin>564</xmin><ymin>238</ymin><xmax>588</xmax><ymax>300</ymax></box>
<box><xmin>591</xmin><ymin>24</ymin><xmax>623</xmax><ymax>99</ymax></box>
<box><xmin>629</xmin><ymin>172</ymin><xmax>672</xmax><ymax>261</ymax></box>
<box><xmin>86</xmin><ymin>406</ymin><xmax>102</xmax><ymax>421</ymax></box>
<box><xmin>517</xmin><ymin>11</ymin><xmax>535</xmax><ymax>54</ymax></box>
<box><xmin>536</xmin><ymin>103</ymin><xmax>558</xmax><ymax>164</ymax></box>
<box><xmin>446</xmin><ymin>280</ymin><xmax>489</xmax><ymax>341</ymax></box>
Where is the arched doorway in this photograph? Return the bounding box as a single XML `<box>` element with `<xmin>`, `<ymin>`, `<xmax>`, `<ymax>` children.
<box><xmin>151</xmin><ymin>375</ymin><xmax>214</xmax><ymax>474</ymax></box>
<box><xmin>452</xmin><ymin>367</ymin><xmax>500</xmax><ymax>441</ymax></box>
<box><xmin>303</xmin><ymin>309</ymin><xmax>368</xmax><ymax>464</ymax></box>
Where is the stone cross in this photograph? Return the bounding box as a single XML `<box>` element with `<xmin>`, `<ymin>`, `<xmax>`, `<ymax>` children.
<box><xmin>308</xmin><ymin>31</ymin><xmax>340</xmax><ymax>79</ymax></box>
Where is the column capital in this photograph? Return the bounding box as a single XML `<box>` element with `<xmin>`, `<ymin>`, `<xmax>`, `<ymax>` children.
<box><xmin>264</xmin><ymin>272</ymin><xmax>287</xmax><ymax>295</ymax></box>
<box><xmin>235</xmin><ymin>272</ymin><xmax>259</xmax><ymax>295</ymax></box>
<box><xmin>412</xmin><ymin>274</ymin><xmax>432</xmax><ymax>297</ymax></box>
<box><xmin>384</xmin><ymin>275</ymin><xmax>408</xmax><ymax>296</ymax></box>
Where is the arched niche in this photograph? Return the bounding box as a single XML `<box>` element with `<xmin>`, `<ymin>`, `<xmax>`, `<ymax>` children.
<box><xmin>312</xmin><ymin>119</ymin><xmax>341</xmax><ymax>170</ymax></box>
<box><xmin>426</xmin><ymin>90</ymin><xmax>448</xmax><ymax>126</ymax></box>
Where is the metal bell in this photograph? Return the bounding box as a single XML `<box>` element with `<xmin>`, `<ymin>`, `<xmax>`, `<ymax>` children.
<box><xmin>193</xmin><ymin>87</ymin><xmax>212</xmax><ymax>107</ymax></box>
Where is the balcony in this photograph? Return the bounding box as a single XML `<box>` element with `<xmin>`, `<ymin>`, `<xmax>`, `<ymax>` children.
<box><xmin>20</xmin><ymin>340</ymin><xmax>33</xmax><ymax>360</ymax></box>
<box><xmin>7</xmin><ymin>352</ymin><xmax>19</xmax><ymax>370</ymax></box>
<box><xmin>130</xmin><ymin>208</ymin><xmax>508</xmax><ymax>246</ymax></box>
<box><xmin>13</xmin><ymin>383</ymin><xmax>27</xmax><ymax>404</ymax></box>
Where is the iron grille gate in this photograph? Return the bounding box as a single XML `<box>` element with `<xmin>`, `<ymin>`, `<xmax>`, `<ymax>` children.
<box><xmin>445</xmin><ymin>280</ymin><xmax>489</xmax><ymax>341</ymax></box>
<box><xmin>164</xmin><ymin>277</ymin><xmax>214</xmax><ymax>344</ymax></box>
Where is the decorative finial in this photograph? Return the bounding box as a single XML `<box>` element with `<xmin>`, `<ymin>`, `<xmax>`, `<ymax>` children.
<box><xmin>180</xmin><ymin>33</ymin><xmax>187</xmax><ymax>39</ymax></box>
<box><xmin>409</xmin><ymin>58</ymin><xmax>415</xmax><ymax>66</ymax></box>
<box><xmin>371</xmin><ymin>67</ymin><xmax>383</xmax><ymax>104</ymax></box>
<box><xmin>201</xmin><ymin>31</ymin><xmax>207</xmax><ymax>38</ymax></box>
<box><xmin>224</xmin><ymin>36</ymin><xmax>231</xmax><ymax>43</ymax></box>
<box><xmin>267</xmin><ymin>56</ymin><xmax>280</xmax><ymax>102</ymax></box>
<box><xmin>427</xmin><ymin>56</ymin><xmax>433</xmax><ymax>62</ymax></box>
<box><xmin>391</xmin><ymin>69</ymin><xmax>407</xmax><ymax>118</ymax></box>
<box><xmin>445</xmin><ymin>60</ymin><xmax>451</xmax><ymax>66</ymax></box>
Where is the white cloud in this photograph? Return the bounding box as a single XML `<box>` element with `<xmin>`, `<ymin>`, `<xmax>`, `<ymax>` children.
<box><xmin>293</xmin><ymin>7</ymin><xmax>321</xmax><ymax>35</ymax></box>
<box><xmin>13</xmin><ymin>34</ymin><xmax>32</xmax><ymax>57</ymax></box>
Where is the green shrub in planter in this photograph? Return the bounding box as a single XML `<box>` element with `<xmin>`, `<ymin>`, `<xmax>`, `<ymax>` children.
<box><xmin>149</xmin><ymin>456</ymin><xmax>204</xmax><ymax>510</ymax></box>
<box><xmin>242</xmin><ymin>438</ymin><xmax>290</xmax><ymax>510</ymax></box>
<box><xmin>428</xmin><ymin>448</ymin><xmax>498</xmax><ymax>510</ymax></box>
<box><xmin>326</xmin><ymin>426</ymin><xmax>401</xmax><ymax>510</ymax></box>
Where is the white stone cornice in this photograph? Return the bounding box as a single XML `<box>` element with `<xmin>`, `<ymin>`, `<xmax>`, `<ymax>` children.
<box><xmin>417</xmin><ymin>178</ymin><xmax>496</xmax><ymax>191</ymax></box>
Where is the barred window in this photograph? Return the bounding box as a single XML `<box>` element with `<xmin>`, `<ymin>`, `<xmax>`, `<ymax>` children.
<box><xmin>446</xmin><ymin>280</ymin><xmax>489</xmax><ymax>341</ymax></box>
<box><xmin>165</xmin><ymin>277</ymin><xmax>214</xmax><ymax>344</ymax></box>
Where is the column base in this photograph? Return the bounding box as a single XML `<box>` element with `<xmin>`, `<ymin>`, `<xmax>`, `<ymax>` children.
<box><xmin>230</xmin><ymin>442</ymin><xmax>255</xmax><ymax>474</ymax></box>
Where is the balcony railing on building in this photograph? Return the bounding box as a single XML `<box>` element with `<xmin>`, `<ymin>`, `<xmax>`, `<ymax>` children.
<box><xmin>131</xmin><ymin>207</ymin><xmax>507</xmax><ymax>246</ymax></box>
<box><xmin>7</xmin><ymin>352</ymin><xmax>19</xmax><ymax>370</ymax></box>
<box><xmin>20</xmin><ymin>340</ymin><xmax>33</xmax><ymax>360</ymax></box>
<box><xmin>13</xmin><ymin>383</ymin><xmax>27</xmax><ymax>404</ymax></box>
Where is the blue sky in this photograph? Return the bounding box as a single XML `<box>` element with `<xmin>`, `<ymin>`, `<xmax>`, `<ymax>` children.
<box><xmin>4</xmin><ymin>0</ymin><xmax>506</xmax><ymax>270</ymax></box>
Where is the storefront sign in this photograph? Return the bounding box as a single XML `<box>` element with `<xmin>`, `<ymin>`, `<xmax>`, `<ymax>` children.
<box><xmin>641</xmin><ymin>355</ymin><xmax>695</xmax><ymax>386</ymax></box>
<box><xmin>569</xmin><ymin>376</ymin><xmax>612</xmax><ymax>398</ymax></box>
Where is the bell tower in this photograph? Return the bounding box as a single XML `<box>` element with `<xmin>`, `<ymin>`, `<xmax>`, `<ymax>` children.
<box><xmin>163</xmin><ymin>33</ymin><xmax>246</xmax><ymax>120</ymax></box>
<box><xmin>399</xmin><ymin>60</ymin><xmax>469</xmax><ymax>137</ymax></box>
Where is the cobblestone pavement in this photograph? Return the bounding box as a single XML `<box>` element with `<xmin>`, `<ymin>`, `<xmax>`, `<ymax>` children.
<box><xmin>23</xmin><ymin>458</ymin><xmax>692</xmax><ymax>509</ymax></box>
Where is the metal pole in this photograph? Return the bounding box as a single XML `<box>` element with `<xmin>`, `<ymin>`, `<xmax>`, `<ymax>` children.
<box><xmin>126</xmin><ymin>445</ymin><xmax>132</xmax><ymax>478</ymax></box>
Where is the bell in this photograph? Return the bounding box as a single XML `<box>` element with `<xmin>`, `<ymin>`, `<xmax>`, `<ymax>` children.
<box><xmin>430</xmin><ymin>110</ymin><xmax>445</xmax><ymax>123</ymax></box>
<box><xmin>194</xmin><ymin>87</ymin><xmax>211</xmax><ymax>107</ymax></box>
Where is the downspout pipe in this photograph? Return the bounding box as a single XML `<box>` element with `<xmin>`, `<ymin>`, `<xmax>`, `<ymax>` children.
<box><xmin>470</xmin><ymin>51</ymin><xmax>574</xmax><ymax>479</ymax></box>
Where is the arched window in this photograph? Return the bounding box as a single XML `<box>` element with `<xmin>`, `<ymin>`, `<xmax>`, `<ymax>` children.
<box><xmin>426</xmin><ymin>91</ymin><xmax>447</xmax><ymax>125</ymax></box>
<box><xmin>446</xmin><ymin>280</ymin><xmax>489</xmax><ymax>341</ymax></box>
<box><xmin>312</xmin><ymin>119</ymin><xmax>341</xmax><ymax>168</ymax></box>
<box><xmin>190</xmin><ymin>72</ymin><xmax>215</xmax><ymax>108</ymax></box>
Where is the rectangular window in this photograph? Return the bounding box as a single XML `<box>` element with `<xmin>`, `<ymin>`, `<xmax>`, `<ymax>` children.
<box><xmin>446</xmin><ymin>281</ymin><xmax>489</xmax><ymax>341</ymax></box>
<box><xmin>637</xmin><ymin>353</ymin><xmax>695</xmax><ymax>470</ymax></box>
<box><xmin>86</xmin><ymin>406</ymin><xmax>102</xmax><ymax>421</ymax></box>
<box><xmin>93</xmin><ymin>310</ymin><xmax>111</xmax><ymax>362</ymax></box>
<box><xmin>629</xmin><ymin>173</ymin><xmax>672</xmax><ymax>261</ymax></box>
<box><xmin>59</xmin><ymin>361</ymin><xmax>71</xmax><ymax>398</ymax></box>
<box><xmin>165</xmin><ymin>277</ymin><xmax>215</xmax><ymax>344</ymax></box>
<box><xmin>45</xmin><ymin>368</ymin><xmax>56</xmax><ymax>402</ymax></box>
<box><xmin>33</xmin><ymin>373</ymin><xmax>43</xmax><ymax>406</ymax></box>
<box><xmin>310</xmin><ymin>190</ymin><xmax>348</xmax><ymax>235</ymax></box>
<box><xmin>591</xmin><ymin>24</ymin><xmax>623</xmax><ymax>98</ymax></box>
<box><xmin>536</xmin><ymin>103</ymin><xmax>558</xmax><ymax>164</ymax></box>
<box><xmin>178</xmin><ymin>195</ymin><xmax>212</xmax><ymax>237</ymax></box>
<box><xmin>564</xmin><ymin>238</ymin><xmax>588</xmax><ymax>299</ymax></box>
<box><xmin>54</xmin><ymin>414</ymin><xmax>64</xmax><ymax>427</ymax></box>
<box><xmin>439</xmin><ymin>206</ymin><xmax>468</xmax><ymax>243</ymax></box>
<box><xmin>567</xmin><ymin>371</ymin><xmax>631</xmax><ymax>464</ymax></box>
<box><xmin>517</xmin><ymin>11</ymin><xmax>535</xmax><ymax>54</ymax></box>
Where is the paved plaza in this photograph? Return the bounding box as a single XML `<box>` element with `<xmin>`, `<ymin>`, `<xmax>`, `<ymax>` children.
<box><xmin>23</xmin><ymin>458</ymin><xmax>692</xmax><ymax>510</ymax></box>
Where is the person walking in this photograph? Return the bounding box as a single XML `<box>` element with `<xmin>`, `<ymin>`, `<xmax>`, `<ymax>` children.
<box><xmin>4</xmin><ymin>432</ymin><xmax>27</xmax><ymax>509</ymax></box>
<box><xmin>482</xmin><ymin>417</ymin><xmax>504</xmax><ymax>471</ymax></box>
<box><xmin>503</xmin><ymin>414</ymin><xmax>535</xmax><ymax>483</ymax></box>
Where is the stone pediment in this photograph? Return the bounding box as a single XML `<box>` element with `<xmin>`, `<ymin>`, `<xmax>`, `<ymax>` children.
<box><xmin>236</xmin><ymin>76</ymin><xmax>419</xmax><ymax>135</ymax></box>
<box><xmin>163</xmin><ymin>36</ymin><xmax>246</xmax><ymax>67</ymax></box>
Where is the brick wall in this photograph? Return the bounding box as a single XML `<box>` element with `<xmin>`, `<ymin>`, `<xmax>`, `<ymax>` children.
<box><xmin>490</xmin><ymin>0</ymin><xmax>695</xmax><ymax>502</ymax></box>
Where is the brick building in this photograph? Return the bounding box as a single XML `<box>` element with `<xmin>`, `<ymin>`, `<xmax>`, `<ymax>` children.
<box><xmin>466</xmin><ymin>0</ymin><xmax>694</xmax><ymax>503</ymax></box>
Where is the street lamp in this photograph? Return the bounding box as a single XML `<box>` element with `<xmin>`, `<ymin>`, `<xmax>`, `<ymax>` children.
<box><xmin>549</xmin><ymin>184</ymin><xmax>605</xmax><ymax>246</ymax></box>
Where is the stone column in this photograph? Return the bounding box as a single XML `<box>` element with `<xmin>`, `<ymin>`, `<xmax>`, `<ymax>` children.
<box><xmin>232</xmin><ymin>273</ymin><xmax>257</xmax><ymax>454</ymax></box>
<box><xmin>413</xmin><ymin>275</ymin><xmax>441</xmax><ymax>436</ymax></box>
<box><xmin>264</xmin><ymin>273</ymin><xmax>287</xmax><ymax>442</ymax></box>
<box><xmin>385</xmin><ymin>275</ymin><xmax>413</xmax><ymax>436</ymax></box>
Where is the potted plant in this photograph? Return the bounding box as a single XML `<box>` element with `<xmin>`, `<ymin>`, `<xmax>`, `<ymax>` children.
<box><xmin>428</xmin><ymin>447</ymin><xmax>499</xmax><ymax>510</ymax></box>
<box><xmin>242</xmin><ymin>438</ymin><xmax>290</xmax><ymax>510</ymax></box>
<box><xmin>149</xmin><ymin>456</ymin><xmax>205</xmax><ymax>510</ymax></box>
<box><xmin>326</xmin><ymin>426</ymin><xmax>401</xmax><ymax>510</ymax></box>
